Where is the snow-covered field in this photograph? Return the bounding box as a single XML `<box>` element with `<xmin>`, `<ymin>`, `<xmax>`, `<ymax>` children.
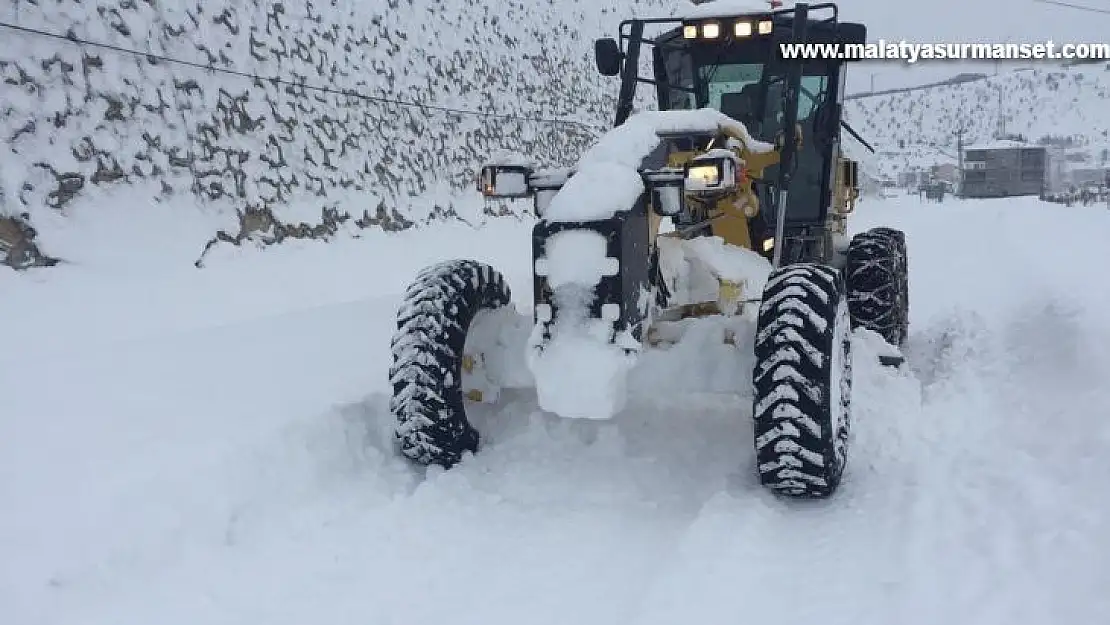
<box><xmin>3</xmin><ymin>193</ymin><xmax>1110</xmax><ymax>624</ymax></box>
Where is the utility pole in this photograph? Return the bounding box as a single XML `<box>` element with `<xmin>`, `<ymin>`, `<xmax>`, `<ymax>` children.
<box><xmin>870</xmin><ymin>73</ymin><xmax>876</xmax><ymax>94</ymax></box>
<box><xmin>996</xmin><ymin>88</ymin><xmax>1006</xmax><ymax>138</ymax></box>
<box><xmin>956</xmin><ymin>126</ymin><xmax>966</xmax><ymax>197</ymax></box>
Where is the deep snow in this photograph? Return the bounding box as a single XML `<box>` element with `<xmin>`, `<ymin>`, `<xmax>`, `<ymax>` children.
<box><xmin>3</xmin><ymin>193</ymin><xmax>1110</xmax><ymax>624</ymax></box>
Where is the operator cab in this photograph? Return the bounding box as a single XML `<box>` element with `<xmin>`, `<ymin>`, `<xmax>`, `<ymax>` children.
<box><xmin>594</xmin><ymin>3</ymin><xmax>867</xmax><ymax>256</ymax></box>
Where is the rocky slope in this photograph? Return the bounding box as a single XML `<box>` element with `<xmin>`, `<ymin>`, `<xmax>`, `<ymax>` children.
<box><xmin>0</xmin><ymin>0</ymin><xmax>672</xmax><ymax>268</ymax></box>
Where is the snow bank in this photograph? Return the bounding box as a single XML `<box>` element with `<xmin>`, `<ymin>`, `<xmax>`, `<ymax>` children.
<box><xmin>545</xmin><ymin>109</ymin><xmax>773</xmax><ymax>223</ymax></box>
<box><xmin>529</xmin><ymin>320</ymin><xmax>638</xmax><ymax>420</ymax></box>
<box><xmin>7</xmin><ymin>194</ymin><xmax>1110</xmax><ymax>624</ymax></box>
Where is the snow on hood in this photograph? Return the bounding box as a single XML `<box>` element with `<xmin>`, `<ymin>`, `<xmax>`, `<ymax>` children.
<box><xmin>544</xmin><ymin>109</ymin><xmax>773</xmax><ymax>223</ymax></box>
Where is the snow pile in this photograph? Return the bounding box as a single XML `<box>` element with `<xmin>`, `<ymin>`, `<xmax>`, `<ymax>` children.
<box><xmin>529</xmin><ymin>229</ymin><xmax>635</xmax><ymax>419</ymax></box>
<box><xmin>546</xmin><ymin>109</ymin><xmax>771</xmax><ymax>222</ymax></box>
<box><xmin>657</xmin><ymin>235</ymin><xmax>772</xmax><ymax>309</ymax></box>
<box><xmin>680</xmin><ymin>235</ymin><xmax>771</xmax><ymax>290</ymax></box>
<box><xmin>528</xmin><ymin>318</ymin><xmax>638</xmax><ymax>420</ymax></box>
<box><xmin>461</xmin><ymin>307</ymin><xmax>536</xmax><ymax>403</ymax></box>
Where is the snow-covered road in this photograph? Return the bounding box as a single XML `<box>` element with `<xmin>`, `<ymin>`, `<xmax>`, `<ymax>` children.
<box><xmin>2</xmin><ymin>195</ymin><xmax>1108</xmax><ymax>624</ymax></box>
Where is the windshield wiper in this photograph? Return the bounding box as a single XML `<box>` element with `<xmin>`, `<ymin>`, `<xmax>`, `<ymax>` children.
<box><xmin>841</xmin><ymin>121</ymin><xmax>875</xmax><ymax>153</ymax></box>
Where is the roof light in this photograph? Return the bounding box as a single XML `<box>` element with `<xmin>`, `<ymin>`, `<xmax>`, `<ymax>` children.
<box><xmin>735</xmin><ymin>21</ymin><xmax>753</xmax><ymax>37</ymax></box>
<box><xmin>683</xmin><ymin>24</ymin><xmax>698</xmax><ymax>39</ymax></box>
<box><xmin>758</xmin><ymin>20</ymin><xmax>773</xmax><ymax>35</ymax></box>
<box><xmin>702</xmin><ymin>22</ymin><xmax>721</xmax><ymax>39</ymax></box>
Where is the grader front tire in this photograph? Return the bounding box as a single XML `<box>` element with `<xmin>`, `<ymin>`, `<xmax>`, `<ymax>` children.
<box><xmin>752</xmin><ymin>263</ymin><xmax>853</xmax><ymax>498</ymax></box>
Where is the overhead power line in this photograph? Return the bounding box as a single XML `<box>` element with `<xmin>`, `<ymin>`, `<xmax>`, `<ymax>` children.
<box><xmin>1031</xmin><ymin>0</ymin><xmax>1110</xmax><ymax>15</ymax></box>
<box><xmin>0</xmin><ymin>20</ymin><xmax>605</xmax><ymax>131</ymax></box>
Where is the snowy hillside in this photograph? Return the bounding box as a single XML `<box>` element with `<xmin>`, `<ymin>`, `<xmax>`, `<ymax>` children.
<box><xmin>844</xmin><ymin>64</ymin><xmax>1110</xmax><ymax>180</ymax></box>
<box><xmin>4</xmin><ymin>194</ymin><xmax>1110</xmax><ymax>623</ymax></box>
<box><xmin>1</xmin><ymin>0</ymin><xmax>679</xmax><ymax>267</ymax></box>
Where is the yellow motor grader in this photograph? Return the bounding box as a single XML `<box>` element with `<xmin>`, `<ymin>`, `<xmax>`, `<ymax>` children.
<box><xmin>388</xmin><ymin>1</ymin><xmax>908</xmax><ymax>498</ymax></box>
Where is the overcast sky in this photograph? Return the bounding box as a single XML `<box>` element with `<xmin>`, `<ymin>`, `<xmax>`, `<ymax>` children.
<box><xmin>835</xmin><ymin>0</ymin><xmax>1110</xmax><ymax>93</ymax></box>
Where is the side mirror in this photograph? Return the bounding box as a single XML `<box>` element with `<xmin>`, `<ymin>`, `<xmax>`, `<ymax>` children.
<box><xmin>842</xmin><ymin>159</ymin><xmax>858</xmax><ymax>189</ymax></box>
<box><xmin>594</xmin><ymin>38</ymin><xmax>623</xmax><ymax>77</ymax></box>
<box><xmin>478</xmin><ymin>165</ymin><xmax>533</xmax><ymax>199</ymax></box>
<box><xmin>839</xmin><ymin>158</ymin><xmax>859</xmax><ymax>212</ymax></box>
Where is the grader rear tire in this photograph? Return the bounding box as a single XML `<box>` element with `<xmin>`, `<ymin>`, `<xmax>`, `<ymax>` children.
<box><xmin>846</xmin><ymin>227</ymin><xmax>909</xmax><ymax>347</ymax></box>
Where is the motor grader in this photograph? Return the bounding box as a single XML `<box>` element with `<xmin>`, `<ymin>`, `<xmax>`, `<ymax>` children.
<box><xmin>388</xmin><ymin>1</ymin><xmax>909</xmax><ymax>498</ymax></box>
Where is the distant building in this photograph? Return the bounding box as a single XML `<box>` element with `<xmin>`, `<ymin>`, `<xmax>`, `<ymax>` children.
<box><xmin>1045</xmin><ymin>146</ymin><xmax>1070</xmax><ymax>194</ymax></box>
<box><xmin>960</xmin><ymin>141</ymin><xmax>1047</xmax><ymax>198</ymax></box>
<box><xmin>1068</xmin><ymin>167</ymin><xmax>1109</xmax><ymax>189</ymax></box>
<box><xmin>930</xmin><ymin>163</ymin><xmax>959</xmax><ymax>185</ymax></box>
<box><xmin>897</xmin><ymin>169</ymin><xmax>925</xmax><ymax>189</ymax></box>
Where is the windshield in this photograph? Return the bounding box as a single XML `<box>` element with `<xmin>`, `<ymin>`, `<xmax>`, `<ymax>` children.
<box><xmin>759</xmin><ymin>73</ymin><xmax>830</xmax><ymax>127</ymax></box>
<box><xmin>699</xmin><ymin>63</ymin><xmax>764</xmax><ymax>129</ymax></box>
<box><xmin>758</xmin><ymin>74</ymin><xmax>828</xmax><ymax>133</ymax></box>
<box><xmin>697</xmin><ymin>63</ymin><xmax>827</xmax><ymax>141</ymax></box>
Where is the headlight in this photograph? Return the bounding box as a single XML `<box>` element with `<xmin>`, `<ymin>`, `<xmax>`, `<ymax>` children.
<box><xmin>684</xmin><ymin>155</ymin><xmax>738</xmax><ymax>193</ymax></box>
<box><xmin>762</xmin><ymin>238</ymin><xmax>775</xmax><ymax>252</ymax></box>
<box><xmin>702</xmin><ymin>22</ymin><xmax>721</xmax><ymax>39</ymax></box>
<box><xmin>735</xmin><ymin>21</ymin><xmax>752</xmax><ymax>37</ymax></box>
<box><xmin>683</xmin><ymin>25</ymin><xmax>698</xmax><ymax>39</ymax></box>
<box><xmin>687</xmin><ymin>164</ymin><xmax>721</xmax><ymax>187</ymax></box>
<box><xmin>758</xmin><ymin>20</ymin><xmax>773</xmax><ymax>35</ymax></box>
